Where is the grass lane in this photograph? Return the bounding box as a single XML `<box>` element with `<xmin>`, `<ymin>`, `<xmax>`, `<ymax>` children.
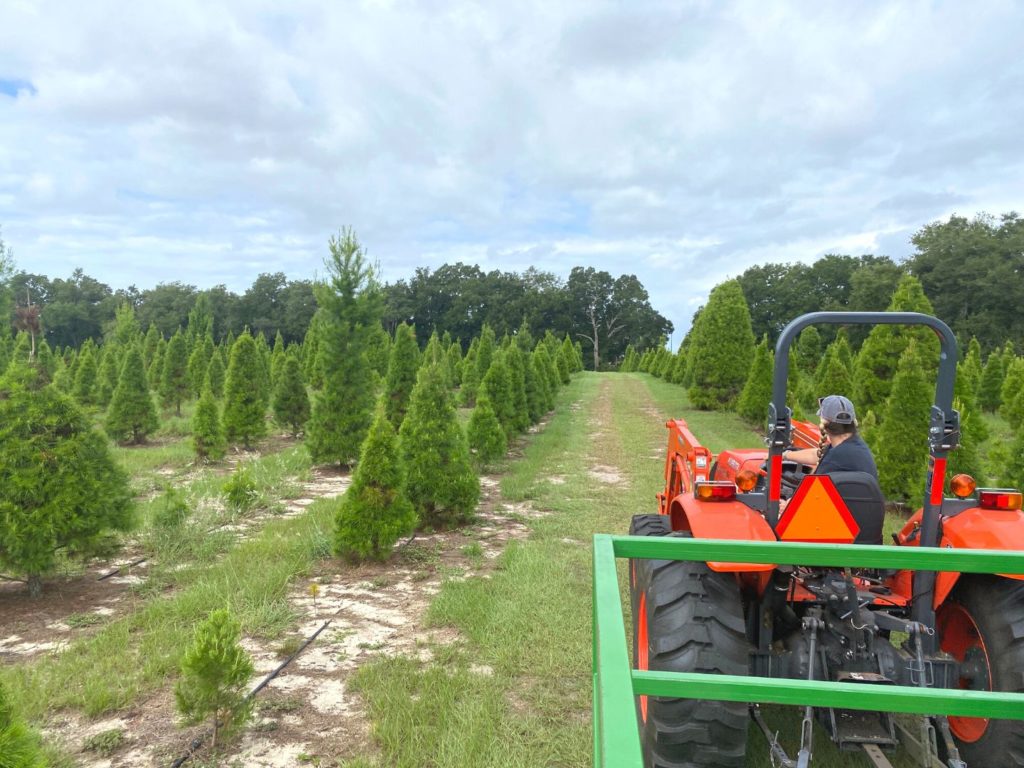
<box><xmin>351</xmin><ymin>372</ymin><xmax>922</xmax><ymax>767</ymax></box>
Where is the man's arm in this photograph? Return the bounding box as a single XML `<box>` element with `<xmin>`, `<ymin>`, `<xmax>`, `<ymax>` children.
<box><xmin>783</xmin><ymin>447</ymin><xmax>819</xmax><ymax>468</ymax></box>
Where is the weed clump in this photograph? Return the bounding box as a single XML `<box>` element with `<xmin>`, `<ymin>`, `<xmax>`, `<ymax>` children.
<box><xmin>223</xmin><ymin>465</ymin><xmax>259</xmax><ymax>512</ymax></box>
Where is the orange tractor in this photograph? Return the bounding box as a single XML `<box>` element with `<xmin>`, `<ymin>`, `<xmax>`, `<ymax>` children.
<box><xmin>628</xmin><ymin>312</ymin><xmax>1024</xmax><ymax>767</ymax></box>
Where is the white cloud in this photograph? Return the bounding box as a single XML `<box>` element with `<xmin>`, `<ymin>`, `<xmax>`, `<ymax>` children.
<box><xmin>0</xmin><ymin>0</ymin><xmax>1021</xmax><ymax>336</ymax></box>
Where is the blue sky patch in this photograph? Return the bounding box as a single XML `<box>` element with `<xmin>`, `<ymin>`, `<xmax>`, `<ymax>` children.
<box><xmin>0</xmin><ymin>78</ymin><xmax>38</xmax><ymax>98</ymax></box>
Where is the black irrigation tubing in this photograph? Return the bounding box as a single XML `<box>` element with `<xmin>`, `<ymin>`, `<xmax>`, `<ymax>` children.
<box><xmin>97</xmin><ymin>557</ymin><xmax>148</xmax><ymax>581</ymax></box>
<box><xmin>168</xmin><ymin>619</ymin><xmax>333</xmax><ymax>768</ymax></box>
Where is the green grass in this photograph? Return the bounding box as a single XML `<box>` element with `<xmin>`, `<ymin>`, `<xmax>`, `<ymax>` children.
<box><xmin>351</xmin><ymin>373</ymin><xmax>923</xmax><ymax>767</ymax></box>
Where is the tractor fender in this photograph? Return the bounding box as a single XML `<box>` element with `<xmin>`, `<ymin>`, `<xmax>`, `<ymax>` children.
<box><xmin>669</xmin><ymin>493</ymin><xmax>777</xmax><ymax>574</ymax></box>
<box><xmin>897</xmin><ymin>508</ymin><xmax>1024</xmax><ymax>608</ymax></box>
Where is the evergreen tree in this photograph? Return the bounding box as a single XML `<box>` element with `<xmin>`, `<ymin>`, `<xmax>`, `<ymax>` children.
<box><xmin>306</xmin><ymin>229</ymin><xmax>382</xmax><ymax>466</ymax></box>
<box><xmin>185</xmin><ymin>293</ymin><xmax>214</xmax><ymax>348</ymax></box>
<box><xmin>0</xmin><ymin>363</ymin><xmax>132</xmax><ymax>596</ymax></box>
<box><xmin>999</xmin><ymin>358</ymin><xmax>1024</xmax><ymax>423</ymax></box>
<box><xmin>302</xmin><ymin>318</ymin><xmax>322</xmax><ymax>388</ymax></box>
<box><xmin>384</xmin><ymin>322</ymin><xmax>420</xmax><ymax>429</ymax></box>
<box><xmin>108</xmin><ymin>302</ymin><xmax>141</xmax><ymax>347</ymax></box>
<box><xmin>977</xmin><ymin>352</ymin><xmax>1004</xmax><ymax>412</ymax></box>
<box><xmin>875</xmin><ymin>343</ymin><xmax>933</xmax><ymax>503</ymax></box>
<box><xmin>687</xmin><ymin>280</ymin><xmax>756</xmax><ymax>410</ymax></box>
<box><xmin>148</xmin><ymin>337</ymin><xmax>166</xmax><ymax>390</ymax></box>
<box><xmin>556</xmin><ymin>337</ymin><xmax>572</xmax><ymax>384</ymax></box>
<box><xmin>35</xmin><ymin>338</ymin><xmax>56</xmax><ymax>381</ymax></box>
<box><xmin>833</xmin><ymin>329</ymin><xmax>854</xmax><ymax>375</ymax></box>
<box><xmin>365</xmin><ymin>322</ymin><xmax>392</xmax><ymax>380</ymax></box>
<box><xmin>73</xmin><ymin>342</ymin><xmax>99</xmax><ymax>405</ymax></box>
<box><xmin>474</xmin><ymin>324</ymin><xmax>496</xmax><ymax>385</ymax></box>
<box><xmin>505</xmin><ymin>344</ymin><xmax>530</xmax><ymax>434</ymax></box>
<box><xmin>533</xmin><ymin>344</ymin><xmax>558</xmax><ymax>411</ymax></box>
<box><xmin>175</xmin><ymin>608</ymin><xmax>254</xmax><ymax>749</ymax></box>
<box><xmin>160</xmin><ymin>329</ymin><xmax>190</xmax><ymax>416</ymax></box>
<box><xmin>334</xmin><ymin>404</ymin><xmax>417</xmax><ymax>561</ymax></box>
<box><xmin>854</xmin><ymin>275</ymin><xmax>938</xmax><ymax>417</ymax></box>
<box><xmin>445</xmin><ymin>341</ymin><xmax>463</xmax><ymax>386</ymax></box>
<box><xmin>962</xmin><ymin>337</ymin><xmax>983</xmax><ymax>395</ymax></box>
<box><xmin>1001</xmin><ymin>429</ymin><xmax>1024</xmax><ymax>491</ymax></box>
<box><xmin>1005</xmin><ymin>384</ymin><xmax>1024</xmax><ymax>432</ymax></box>
<box><xmin>222</xmin><ymin>331</ymin><xmax>268</xmax><ymax>448</ymax></box>
<box><xmin>814</xmin><ymin>343</ymin><xmax>854</xmax><ymax>399</ymax></box>
<box><xmin>514</xmin><ymin>319</ymin><xmax>535</xmax><ymax>353</ymax></box>
<box><xmin>206</xmin><ymin>348</ymin><xmax>226</xmax><ymax>399</ymax></box>
<box><xmin>795</xmin><ymin>326</ymin><xmax>822</xmax><ymax>376</ymax></box>
<box><xmin>95</xmin><ymin>345</ymin><xmax>120</xmax><ymax>407</ymax></box>
<box><xmin>143</xmin><ymin>323</ymin><xmax>161</xmax><ymax>369</ymax></box>
<box><xmin>467</xmin><ymin>393</ymin><xmax>507</xmax><ymax>469</ymax></box>
<box><xmin>399</xmin><ymin>363</ymin><xmax>479</xmax><ymax>529</ymax></box>
<box><xmin>736</xmin><ymin>335</ymin><xmax>773</xmax><ymax>424</ymax></box>
<box><xmin>193</xmin><ymin>380</ymin><xmax>227</xmax><ymax>461</ymax></box>
<box><xmin>187</xmin><ymin>334</ymin><xmax>214</xmax><ymax>397</ymax></box>
<box><xmin>481</xmin><ymin>351</ymin><xmax>516</xmax><ymax>437</ymax></box>
<box><xmin>524</xmin><ymin>346</ymin><xmax>546</xmax><ymax>424</ymax></box>
<box><xmin>0</xmin><ymin>680</ymin><xmax>46</xmax><ymax>768</ymax></box>
<box><xmin>459</xmin><ymin>337</ymin><xmax>482</xmax><ymax>406</ymax></box>
<box><xmin>106</xmin><ymin>345</ymin><xmax>159</xmax><ymax>444</ymax></box>
<box><xmin>620</xmin><ymin>344</ymin><xmax>637</xmax><ymax>372</ymax></box>
<box><xmin>254</xmin><ymin>332</ymin><xmax>272</xmax><ymax>398</ymax></box>
<box><xmin>1001</xmin><ymin>342</ymin><xmax>1016</xmax><ymax>381</ymax></box>
<box><xmin>272</xmin><ymin>354</ymin><xmax>310</xmax><ymax>436</ymax></box>
<box><xmin>270</xmin><ymin>331</ymin><xmax>286</xmax><ymax>390</ymax></box>
<box><xmin>422</xmin><ymin>331</ymin><xmax>448</xmax><ymax>383</ymax></box>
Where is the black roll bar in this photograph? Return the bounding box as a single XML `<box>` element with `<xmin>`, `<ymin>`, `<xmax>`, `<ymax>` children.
<box><xmin>765</xmin><ymin>312</ymin><xmax>959</xmax><ymax>640</ymax></box>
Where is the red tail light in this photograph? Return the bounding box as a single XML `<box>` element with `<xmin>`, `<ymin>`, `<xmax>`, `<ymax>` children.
<box><xmin>978</xmin><ymin>489</ymin><xmax>1024</xmax><ymax>511</ymax></box>
<box><xmin>694</xmin><ymin>482</ymin><xmax>736</xmax><ymax>501</ymax></box>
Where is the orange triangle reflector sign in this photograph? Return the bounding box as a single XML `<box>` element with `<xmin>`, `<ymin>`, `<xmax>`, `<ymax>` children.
<box><xmin>776</xmin><ymin>475</ymin><xmax>860</xmax><ymax>544</ymax></box>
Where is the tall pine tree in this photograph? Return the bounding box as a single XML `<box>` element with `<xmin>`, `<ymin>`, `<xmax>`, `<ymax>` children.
<box><xmin>384</xmin><ymin>322</ymin><xmax>419</xmax><ymax>429</ymax></box>
<box><xmin>222</xmin><ymin>331</ymin><xmax>268</xmax><ymax>448</ymax></box>
<box><xmin>736</xmin><ymin>335</ymin><xmax>773</xmax><ymax>425</ymax></box>
<box><xmin>686</xmin><ymin>280</ymin><xmax>755</xmax><ymax>410</ymax></box>
<box><xmin>875</xmin><ymin>343</ymin><xmax>932</xmax><ymax>503</ymax></box>
<box><xmin>160</xmin><ymin>329</ymin><xmax>190</xmax><ymax>416</ymax></box>
<box><xmin>272</xmin><ymin>353</ymin><xmax>310</xmax><ymax>436</ymax></box>
<box><xmin>106</xmin><ymin>345</ymin><xmax>159</xmax><ymax>444</ymax></box>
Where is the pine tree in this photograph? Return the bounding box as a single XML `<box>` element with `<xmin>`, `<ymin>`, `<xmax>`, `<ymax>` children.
<box><xmin>73</xmin><ymin>342</ymin><xmax>99</xmax><ymax>405</ymax></box>
<box><xmin>302</xmin><ymin>318</ymin><xmax>322</xmax><ymax>388</ymax></box>
<box><xmin>35</xmin><ymin>338</ymin><xmax>56</xmax><ymax>382</ymax></box>
<box><xmin>185</xmin><ymin>293</ymin><xmax>215</xmax><ymax>349</ymax></box>
<box><xmin>95</xmin><ymin>345</ymin><xmax>120</xmax><ymax>407</ymax></box>
<box><xmin>445</xmin><ymin>341</ymin><xmax>463</xmax><ymax>386</ymax></box>
<box><xmin>148</xmin><ymin>337</ymin><xmax>166</xmax><ymax>390</ymax></box>
<box><xmin>505</xmin><ymin>344</ymin><xmax>530</xmax><ymax>434</ymax></box>
<box><xmin>999</xmin><ymin>358</ymin><xmax>1024</xmax><ymax>423</ymax></box>
<box><xmin>1005</xmin><ymin>384</ymin><xmax>1024</xmax><ymax>432</ymax></box>
<box><xmin>270</xmin><ymin>331</ymin><xmax>286</xmax><ymax>390</ymax></box>
<box><xmin>524</xmin><ymin>346</ymin><xmax>546</xmax><ymax>424</ymax></box>
<box><xmin>962</xmin><ymin>337</ymin><xmax>983</xmax><ymax>395</ymax></box>
<box><xmin>383</xmin><ymin>322</ymin><xmax>420</xmax><ymax>429</ymax></box>
<box><xmin>977</xmin><ymin>352</ymin><xmax>1004</xmax><ymax>412</ymax></box>
<box><xmin>854</xmin><ymin>275</ymin><xmax>938</xmax><ymax>417</ymax></box>
<box><xmin>334</xmin><ymin>404</ymin><xmax>417</xmax><ymax>561</ymax></box>
<box><xmin>222</xmin><ymin>331</ymin><xmax>268</xmax><ymax>448</ymax></box>
<box><xmin>254</xmin><ymin>332</ymin><xmax>272</xmax><ymax>398</ymax></box>
<box><xmin>467</xmin><ymin>393</ymin><xmax>507</xmax><ymax>469</ymax></box>
<box><xmin>0</xmin><ymin>362</ymin><xmax>133</xmax><ymax>597</ymax></box>
<box><xmin>106</xmin><ymin>345</ymin><xmax>159</xmax><ymax>444</ymax></box>
<box><xmin>514</xmin><ymin>319</ymin><xmax>535</xmax><ymax>354</ymax></box>
<box><xmin>736</xmin><ymin>335</ymin><xmax>774</xmax><ymax>425</ymax></box>
<box><xmin>0</xmin><ymin>680</ymin><xmax>46</xmax><ymax>768</ymax></box>
<box><xmin>833</xmin><ymin>330</ymin><xmax>854</xmax><ymax>376</ymax></box>
<box><xmin>556</xmin><ymin>337</ymin><xmax>572</xmax><ymax>384</ymax></box>
<box><xmin>481</xmin><ymin>351</ymin><xmax>516</xmax><ymax>437</ymax></box>
<box><xmin>459</xmin><ymin>337</ymin><xmax>482</xmax><ymax>406</ymax></box>
<box><xmin>175</xmin><ymin>608</ymin><xmax>254</xmax><ymax>749</ymax></box>
<box><xmin>532</xmin><ymin>345</ymin><xmax>557</xmax><ymax>412</ymax></box>
<box><xmin>875</xmin><ymin>343</ymin><xmax>933</xmax><ymax>503</ymax></box>
<box><xmin>187</xmin><ymin>334</ymin><xmax>214</xmax><ymax>397</ymax></box>
<box><xmin>795</xmin><ymin>326</ymin><xmax>822</xmax><ymax>376</ymax></box>
<box><xmin>814</xmin><ymin>343</ymin><xmax>855</xmax><ymax>399</ymax></box>
<box><xmin>365</xmin><ymin>323</ymin><xmax>392</xmax><ymax>381</ymax></box>
<box><xmin>399</xmin><ymin>363</ymin><xmax>480</xmax><ymax>529</ymax></box>
<box><xmin>272</xmin><ymin>354</ymin><xmax>310</xmax><ymax>436</ymax></box>
<box><xmin>474</xmin><ymin>324</ymin><xmax>496</xmax><ymax>386</ymax></box>
<box><xmin>192</xmin><ymin>379</ymin><xmax>227</xmax><ymax>461</ymax></box>
<box><xmin>206</xmin><ymin>348</ymin><xmax>226</xmax><ymax>399</ymax></box>
<box><xmin>687</xmin><ymin>280</ymin><xmax>756</xmax><ymax>410</ymax></box>
<box><xmin>1002</xmin><ymin>342</ymin><xmax>1016</xmax><ymax>382</ymax></box>
<box><xmin>620</xmin><ymin>345</ymin><xmax>637</xmax><ymax>372</ymax></box>
<box><xmin>422</xmin><ymin>331</ymin><xmax>447</xmax><ymax>383</ymax></box>
<box><xmin>160</xmin><ymin>329</ymin><xmax>190</xmax><ymax>416</ymax></box>
<box><xmin>305</xmin><ymin>230</ymin><xmax>382</xmax><ymax>466</ymax></box>
<box><xmin>1001</xmin><ymin>429</ymin><xmax>1024</xmax><ymax>491</ymax></box>
<box><xmin>143</xmin><ymin>323</ymin><xmax>161</xmax><ymax>369</ymax></box>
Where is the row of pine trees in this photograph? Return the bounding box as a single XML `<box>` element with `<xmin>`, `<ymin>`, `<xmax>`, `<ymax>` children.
<box><xmin>620</xmin><ymin>274</ymin><xmax>1024</xmax><ymax>503</ymax></box>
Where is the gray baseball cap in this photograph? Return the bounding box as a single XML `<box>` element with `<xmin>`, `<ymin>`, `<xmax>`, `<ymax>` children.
<box><xmin>817</xmin><ymin>394</ymin><xmax>856</xmax><ymax>424</ymax></box>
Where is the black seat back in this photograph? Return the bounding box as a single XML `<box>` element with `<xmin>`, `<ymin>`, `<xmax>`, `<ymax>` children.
<box><xmin>828</xmin><ymin>471</ymin><xmax>885</xmax><ymax>545</ymax></box>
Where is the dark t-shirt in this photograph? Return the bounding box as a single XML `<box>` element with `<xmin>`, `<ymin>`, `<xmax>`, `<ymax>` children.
<box><xmin>815</xmin><ymin>435</ymin><xmax>878</xmax><ymax>480</ymax></box>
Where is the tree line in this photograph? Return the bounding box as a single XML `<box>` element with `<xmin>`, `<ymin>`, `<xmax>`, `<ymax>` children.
<box><xmin>0</xmin><ymin>228</ymin><xmax>669</xmax><ymax>369</ymax></box>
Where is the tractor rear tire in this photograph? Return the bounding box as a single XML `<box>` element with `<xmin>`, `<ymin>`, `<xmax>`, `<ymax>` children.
<box><xmin>938</xmin><ymin>575</ymin><xmax>1024</xmax><ymax>766</ymax></box>
<box><xmin>631</xmin><ymin>531</ymin><xmax>749</xmax><ymax>768</ymax></box>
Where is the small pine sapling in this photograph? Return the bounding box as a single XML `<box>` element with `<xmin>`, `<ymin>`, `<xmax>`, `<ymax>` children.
<box><xmin>466</xmin><ymin>394</ymin><xmax>507</xmax><ymax>470</ymax></box>
<box><xmin>334</xmin><ymin>404</ymin><xmax>417</xmax><ymax>561</ymax></box>
<box><xmin>272</xmin><ymin>354</ymin><xmax>310</xmax><ymax>436</ymax></box>
<box><xmin>175</xmin><ymin>609</ymin><xmax>254</xmax><ymax>749</ymax></box>
<box><xmin>0</xmin><ymin>680</ymin><xmax>46</xmax><ymax>768</ymax></box>
<box><xmin>193</xmin><ymin>380</ymin><xmax>227</xmax><ymax>461</ymax></box>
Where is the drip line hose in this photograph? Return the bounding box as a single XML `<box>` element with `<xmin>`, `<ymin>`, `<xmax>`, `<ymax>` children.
<box><xmin>168</xmin><ymin>619</ymin><xmax>332</xmax><ymax>768</ymax></box>
<box><xmin>97</xmin><ymin>557</ymin><xmax>148</xmax><ymax>581</ymax></box>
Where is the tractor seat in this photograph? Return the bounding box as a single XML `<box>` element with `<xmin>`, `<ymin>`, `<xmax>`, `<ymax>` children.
<box><xmin>827</xmin><ymin>471</ymin><xmax>886</xmax><ymax>545</ymax></box>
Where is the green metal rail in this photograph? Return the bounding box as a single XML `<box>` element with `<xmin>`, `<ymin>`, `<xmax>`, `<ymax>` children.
<box><xmin>592</xmin><ymin>534</ymin><xmax>1024</xmax><ymax>768</ymax></box>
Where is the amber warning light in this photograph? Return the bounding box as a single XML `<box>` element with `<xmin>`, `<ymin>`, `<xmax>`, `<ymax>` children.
<box><xmin>950</xmin><ymin>474</ymin><xmax>976</xmax><ymax>498</ymax></box>
<box><xmin>694</xmin><ymin>482</ymin><xmax>736</xmax><ymax>501</ymax></box>
<box><xmin>978</xmin><ymin>489</ymin><xmax>1024</xmax><ymax>511</ymax></box>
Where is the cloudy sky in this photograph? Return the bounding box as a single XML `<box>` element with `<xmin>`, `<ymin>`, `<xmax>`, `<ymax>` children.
<box><xmin>1</xmin><ymin>1</ymin><xmax>1022</xmax><ymax>338</ymax></box>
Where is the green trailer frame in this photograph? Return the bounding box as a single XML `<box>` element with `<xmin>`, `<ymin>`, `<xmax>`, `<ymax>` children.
<box><xmin>592</xmin><ymin>534</ymin><xmax>1024</xmax><ymax>767</ymax></box>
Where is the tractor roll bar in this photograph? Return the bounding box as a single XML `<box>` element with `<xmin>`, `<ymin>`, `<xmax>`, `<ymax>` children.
<box><xmin>766</xmin><ymin>311</ymin><xmax>959</xmax><ymax>643</ymax></box>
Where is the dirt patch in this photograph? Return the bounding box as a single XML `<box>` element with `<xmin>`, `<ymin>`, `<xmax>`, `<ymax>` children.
<box><xmin>588</xmin><ymin>464</ymin><xmax>625</xmax><ymax>484</ymax></box>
